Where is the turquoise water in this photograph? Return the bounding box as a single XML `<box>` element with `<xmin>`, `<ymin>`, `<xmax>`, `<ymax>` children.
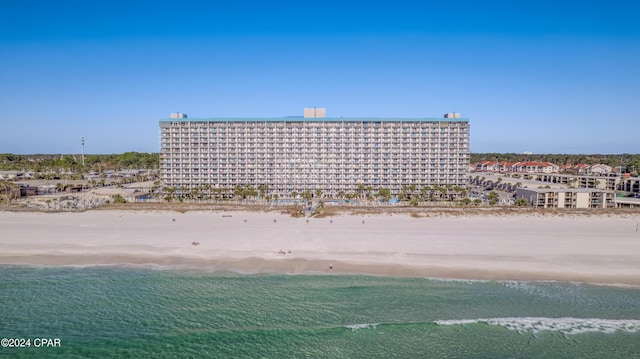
<box><xmin>1</xmin><ymin>266</ymin><xmax>640</xmax><ymax>358</ymax></box>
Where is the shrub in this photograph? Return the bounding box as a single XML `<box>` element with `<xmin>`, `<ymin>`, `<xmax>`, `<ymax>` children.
<box><xmin>112</xmin><ymin>194</ymin><xmax>127</xmax><ymax>204</ymax></box>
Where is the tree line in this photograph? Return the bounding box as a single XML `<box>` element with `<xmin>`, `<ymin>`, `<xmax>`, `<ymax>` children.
<box><xmin>0</xmin><ymin>152</ymin><xmax>159</xmax><ymax>172</ymax></box>
<box><xmin>3</xmin><ymin>152</ymin><xmax>638</xmax><ymax>174</ymax></box>
<box><xmin>159</xmin><ymin>183</ymin><xmax>484</xmax><ymax>206</ymax></box>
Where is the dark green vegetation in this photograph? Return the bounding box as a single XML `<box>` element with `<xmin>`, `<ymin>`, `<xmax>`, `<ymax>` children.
<box><xmin>3</xmin><ymin>152</ymin><xmax>638</xmax><ymax>174</ymax></box>
<box><xmin>0</xmin><ymin>152</ymin><xmax>159</xmax><ymax>172</ymax></box>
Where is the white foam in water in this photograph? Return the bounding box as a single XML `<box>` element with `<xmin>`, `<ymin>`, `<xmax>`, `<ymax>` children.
<box><xmin>435</xmin><ymin>317</ymin><xmax>640</xmax><ymax>335</ymax></box>
<box><xmin>346</xmin><ymin>323</ymin><xmax>379</xmax><ymax>331</ymax></box>
<box><xmin>425</xmin><ymin>277</ymin><xmax>489</xmax><ymax>285</ymax></box>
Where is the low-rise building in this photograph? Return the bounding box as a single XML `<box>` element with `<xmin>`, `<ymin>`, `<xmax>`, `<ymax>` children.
<box><xmin>615</xmin><ymin>197</ymin><xmax>640</xmax><ymax>208</ymax></box>
<box><xmin>474</xmin><ymin>161</ymin><xmax>559</xmax><ymax>174</ymax></box>
<box><xmin>562</xmin><ymin>163</ymin><xmax>590</xmax><ymax>174</ymax></box>
<box><xmin>0</xmin><ymin>170</ymin><xmax>24</xmax><ymax>180</ymax></box>
<box><xmin>590</xmin><ymin>164</ymin><xmax>613</xmax><ymax>175</ymax></box>
<box><xmin>620</xmin><ymin>176</ymin><xmax>640</xmax><ymax>194</ymax></box>
<box><xmin>475</xmin><ymin>161</ymin><xmax>511</xmax><ymax>172</ymax></box>
<box><xmin>511</xmin><ymin>161</ymin><xmax>559</xmax><ymax>174</ymax></box>
<box><xmin>515</xmin><ymin>188</ymin><xmax>615</xmax><ymax>209</ymax></box>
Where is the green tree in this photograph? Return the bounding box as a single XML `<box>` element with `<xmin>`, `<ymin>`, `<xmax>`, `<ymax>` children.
<box><xmin>377</xmin><ymin>187</ymin><xmax>391</xmax><ymax>202</ymax></box>
<box><xmin>488</xmin><ymin>191</ymin><xmax>499</xmax><ymax>206</ymax></box>
<box><xmin>421</xmin><ymin>185</ymin><xmax>433</xmax><ymax>202</ymax></box>
<box><xmin>409</xmin><ymin>195</ymin><xmax>419</xmax><ymax>207</ymax></box>
<box><xmin>357</xmin><ymin>183</ymin><xmax>365</xmax><ymax>199</ymax></box>
<box><xmin>112</xmin><ymin>194</ymin><xmax>127</xmax><ymax>204</ymax></box>
<box><xmin>258</xmin><ymin>184</ymin><xmax>269</xmax><ymax>199</ymax></box>
<box><xmin>302</xmin><ymin>190</ymin><xmax>313</xmax><ymax>201</ymax></box>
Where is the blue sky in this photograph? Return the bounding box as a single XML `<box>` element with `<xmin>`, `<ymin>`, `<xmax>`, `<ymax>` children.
<box><xmin>1</xmin><ymin>0</ymin><xmax>638</xmax><ymax>154</ymax></box>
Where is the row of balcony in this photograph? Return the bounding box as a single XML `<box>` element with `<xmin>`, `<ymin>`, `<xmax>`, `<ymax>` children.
<box><xmin>162</xmin><ymin>146</ymin><xmax>469</xmax><ymax>151</ymax></box>
<box><xmin>163</xmin><ymin>129</ymin><xmax>468</xmax><ymax>135</ymax></box>
<box><xmin>164</xmin><ymin>123</ymin><xmax>468</xmax><ymax>130</ymax></box>
<box><xmin>163</xmin><ymin>170</ymin><xmax>468</xmax><ymax>175</ymax></box>
<box><xmin>161</xmin><ymin>140</ymin><xmax>469</xmax><ymax>146</ymax></box>
<box><xmin>163</xmin><ymin>176</ymin><xmax>467</xmax><ymax>183</ymax></box>
<box><xmin>163</xmin><ymin>135</ymin><xmax>468</xmax><ymax>142</ymax></box>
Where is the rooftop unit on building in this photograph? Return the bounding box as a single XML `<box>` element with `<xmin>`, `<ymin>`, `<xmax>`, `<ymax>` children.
<box><xmin>170</xmin><ymin>112</ymin><xmax>188</xmax><ymax>119</ymax></box>
<box><xmin>303</xmin><ymin>107</ymin><xmax>326</xmax><ymax>118</ymax></box>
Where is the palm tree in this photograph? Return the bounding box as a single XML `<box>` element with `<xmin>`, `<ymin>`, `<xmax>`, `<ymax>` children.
<box><xmin>246</xmin><ymin>185</ymin><xmax>258</xmax><ymax>200</ymax></box>
<box><xmin>365</xmin><ymin>186</ymin><xmax>373</xmax><ymax>201</ymax></box>
<box><xmin>431</xmin><ymin>184</ymin><xmax>444</xmax><ymax>202</ymax></box>
<box><xmin>444</xmin><ymin>184</ymin><xmax>454</xmax><ymax>201</ymax></box>
<box><xmin>0</xmin><ymin>182</ymin><xmax>19</xmax><ymax>203</ymax></box>
<box><xmin>179</xmin><ymin>186</ymin><xmax>189</xmax><ymax>200</ymax></box>
<box><xmin>357</xmin><ymin>183</ymin><xmax>365</xmax><ymax>199</ymax></box>
<box><xmin>258</xmin><ymin>184</ymin><xmax>268</xmax><ymax>200</ymax></box>
<box><xmin>488</xmin><ymin>191</ymin><xmax>499</xmax><ymax>206</ymax></box>
<box><xmin>344</xmin><ymin>192</ymin><xmax>353</xmax><ymax>201</ymax></box>
<box><xmin>165</xmin><ymin>186</ymin><xmax>177</xmax><ymax>202</ymax></box>
<box><xmin>421</xmin><ymin>185</ymin><xmax>432</xmax><ymax>202</ymax></box>
<box><xmin>409</xmin><ymin>195</ymin><xmax>419</xmax><ymax>207</ymax></box>
<box><xmin>452</xmin><ymin>185</ymin><xmax>464</xmax><ymax>201</ymax></box>
<box><xmin>315</xmin><ymin>188</ymin><xmax>323</xmax><ymax>199</ymax></box>
<box><xmin>377</xmin><ymin>187</ymin><xmax>391</xmax><ymax>203</ymax></box>
<box><xmin>399</xmin><ymin>185</ymin><xmax>409</xmax><ymax>201</ymax></box>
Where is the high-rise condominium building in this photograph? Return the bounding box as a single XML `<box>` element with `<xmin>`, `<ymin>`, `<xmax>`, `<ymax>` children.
<box><xmin>159</xmin><ymin>109</ymin><xmax>470</xmax><ymax>198</ymax></box>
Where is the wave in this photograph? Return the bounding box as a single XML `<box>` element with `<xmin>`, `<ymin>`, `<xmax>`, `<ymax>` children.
<box><xmin>435</xmin><ymin>317</ymin><xmax>640</xmax><ymax>335</ymax></box>
<box><xmin>345</xmin><ymin>323</ymin><xmax>380</xmax><ymax>331</ymax></box>
<box><xmin>425</xmin><ymin>277</ymin><xmax>490</xmax><ymax>284</ymax></box>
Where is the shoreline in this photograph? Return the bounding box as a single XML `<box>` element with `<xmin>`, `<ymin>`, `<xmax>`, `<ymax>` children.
<box><xmin>2</xmin><ymin>210</ymin><xmax>640</xmax><ymax>287</ymax></box>
<box><xmin>3</xmin><ymin>257</ymin><xmax>640</xmax><ymax>289</ymax></box>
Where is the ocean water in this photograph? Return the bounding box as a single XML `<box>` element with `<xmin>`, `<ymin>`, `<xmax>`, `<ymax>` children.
<box><xmin>1</xmin><ymin>266</ymin><xmax>640</xmax><ymax>358</ymax></box>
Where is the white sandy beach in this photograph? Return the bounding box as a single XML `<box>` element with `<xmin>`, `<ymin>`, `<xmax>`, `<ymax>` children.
<box><xmin>1</xmin><ymin>210</ymin><xmax>640</xmax><ymax>286</ymax></box>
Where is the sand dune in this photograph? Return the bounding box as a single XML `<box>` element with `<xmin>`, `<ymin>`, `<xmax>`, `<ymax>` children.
<box><xmin>1</xmin><ymin>210</ymin><xmax>639</xmax><ymax>286</ymax></box>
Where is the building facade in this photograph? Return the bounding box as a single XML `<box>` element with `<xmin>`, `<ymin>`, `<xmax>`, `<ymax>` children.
<box><xmin>159</xmin><ymin>109</ymin><xmax>470</xmax><ymax>198</ymax></box>
<box><xmin>515</xmin><ymin>188</ymin><xmax>615</xmax><ymax>209</ymax></box>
